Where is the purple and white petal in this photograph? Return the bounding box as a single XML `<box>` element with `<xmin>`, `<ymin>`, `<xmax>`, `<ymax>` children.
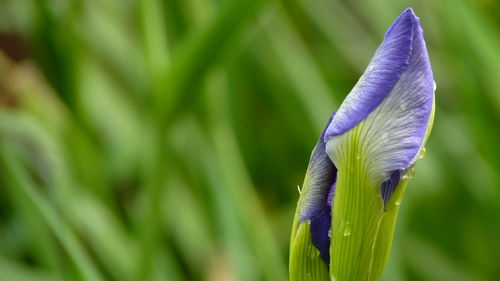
<box><xmin>325</xmin><ymin>8</ymin><xmax>434</xmax><ymax>182</ymax></box>
<box><xmin>296</xmin><ymin>112</ymin><xmax>339</xmax><ymax>265</ymax></box>
<box><xmin>298</xmin><ymin>111</ymin><xmax>337</xmax><ymax>222</ymax></box>
<box><xmin>325</xmin><ymin>9</ymin><xmax>415</xmax><ymax>138</ymax></box>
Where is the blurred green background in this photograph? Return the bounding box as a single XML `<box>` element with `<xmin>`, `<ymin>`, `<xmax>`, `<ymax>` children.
<box><xmin>0</xmin><ymin>0</ymin><xmax>499</xmax><ymax>280</ymax></box>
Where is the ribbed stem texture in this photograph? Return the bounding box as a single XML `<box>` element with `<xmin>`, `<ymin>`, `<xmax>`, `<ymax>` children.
<box><xmin>329</xmin><ymin>125</ymin><xmax>407</xmax><ymax>281</ymax></box>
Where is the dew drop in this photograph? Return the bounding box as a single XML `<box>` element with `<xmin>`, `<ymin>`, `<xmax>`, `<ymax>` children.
<box><xmin>356</xmin><ymin>154</ymin><xmax>361</xmax><ymax>160</ymax></box>
<box><xmin>394</xmin><ymin>201</ymin><xmax>401</xmax><ymax>206</ymax></box>
<box><xmin>328</xmin><ymin>229</ymin><xmax>333</xmax><ymax>238</ymax></box>
<box><xmin>418</xmin><ymin>147</ymin><xmax>427</xmax><ymax>159</ymax></box>
<box><xmin>340</xmin><ymin>221</ymin><xmax>351</xmax><ymax>237</ymax></box>
<box><xmin>407</xmin><ymin>167</ymin><xmax>416</xmax><ymax>178</ymax></box>
<box><xmin>401</xmin><ymin>166</ymin><xmax>416</xmax><ymax>180</ymax></box>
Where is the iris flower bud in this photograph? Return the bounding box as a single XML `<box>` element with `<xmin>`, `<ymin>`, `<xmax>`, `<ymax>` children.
<box><xmin>290</xmin><ymin>8</ymin><xmax>435</xmax><ymax>281</ymax></box>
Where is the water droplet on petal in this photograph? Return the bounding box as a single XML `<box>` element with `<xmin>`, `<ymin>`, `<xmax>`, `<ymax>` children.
<box><xmin>408</xmin><ymin>167</ymin><xmax>416</xmax><ymax>178</ymax></box>
<box><xmin>418</xmin><ymin>147</ymin><xmax>427</xmax><ymax>159</ymax></box>
<box><xmin>401</xmin><ymin>166</ymin><xmax>416</xmax><ymax>180</ymax></box>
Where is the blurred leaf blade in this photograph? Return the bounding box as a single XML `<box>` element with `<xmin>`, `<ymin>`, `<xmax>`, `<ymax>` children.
<box><xmin>0</xmin><ymin>144</ymin><xmax>105</xmax><ymax>281</ymax></box>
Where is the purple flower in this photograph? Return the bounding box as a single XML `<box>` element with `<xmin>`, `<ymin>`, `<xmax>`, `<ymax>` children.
<box><xmin>325</xmin><ymin>8</ymin><xmax>434</xmax><ymax>183</ymax></box>
<box><xmin>290</xmin><ymin>8</ymin><xmax>435</xmax><ymax>281</ymax></box>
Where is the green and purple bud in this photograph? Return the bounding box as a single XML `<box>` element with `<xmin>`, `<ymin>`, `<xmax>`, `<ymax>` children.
<box><xmin>290</xmin><ymin>8</ymin><xmax>435</xmax><ymax>281</ymax></box>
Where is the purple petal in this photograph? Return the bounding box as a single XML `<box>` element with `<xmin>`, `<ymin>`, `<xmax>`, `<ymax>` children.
<box><xmin>325</xmin><ymin>8</ymin><xmax>416</xmax><ymax>138</ymax></box>
<box><xmin>380</xmin><ymin>170</ymin><xmax>400</xmax><ymax>207</ymax></box>
<box><xmin>310</xmin><ymin>210</ymin><xmax>331</xmax><ymax>263</ymax></box>
<box><xmin>297</xmin><ymin>112</ymin><xmax>338</xmax><ymax>265</ymax></box>
<box><xmin>298</xmin><ymin>111</ymin><xmax>338</xmax><ymax>222</ymax></box>
<box><xmin>310</xmin><ymin>180</ymin><xmax>336</xmax><ymax>264</ymax></box>
<box><xmin>325</xmin><ymin>8</ymin><xmax>434</xmax><ymax>178</ymax></box>
<box><xmin>327</xmin><ymin>181</ymin><xmax>336</xmax><ymax>208</ymax></box>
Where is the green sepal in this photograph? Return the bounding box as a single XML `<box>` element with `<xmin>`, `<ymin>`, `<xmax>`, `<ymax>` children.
<box><xmin>328</xmin><ymin>125</ymin><xmax>409</xmax><ymax>281</ymax></box>
<box><xmin>365</xmin><ymin>177</ymin><xmax>409</xmax><ymax>281</ymax></box>
<box><xmin>289</xmin><ymin>221</ymin><xmax>330</xmax><ymax>281</ymax></box>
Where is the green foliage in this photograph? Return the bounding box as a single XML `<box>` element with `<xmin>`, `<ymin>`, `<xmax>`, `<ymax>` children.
<box><xmin>0</xmin><ymin>0</ymin><xmax>499</xmax><ymax>280</ymax></box>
